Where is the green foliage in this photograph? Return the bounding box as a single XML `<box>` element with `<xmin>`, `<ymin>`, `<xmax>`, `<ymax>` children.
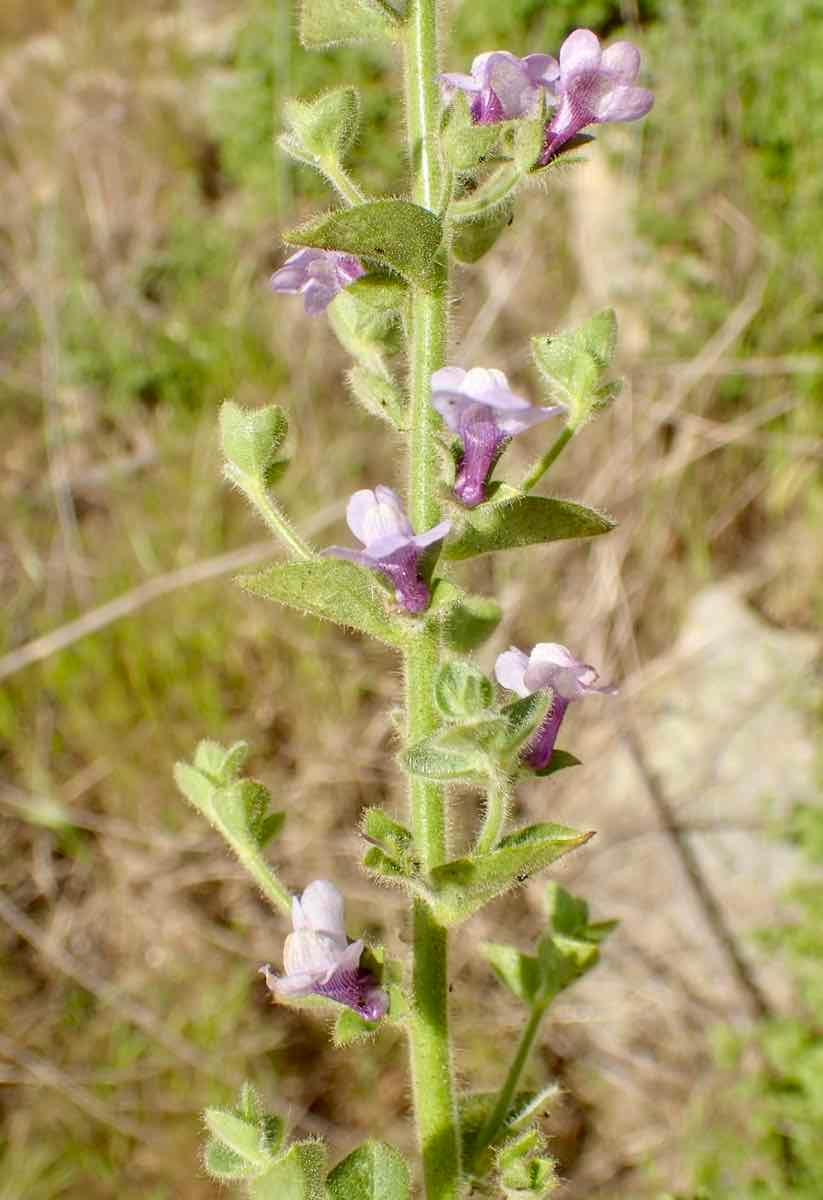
<box><xmin>482</xmin><ymin>883</ymin><xmax>615</xmax><ymax>1005</ymax></box>
<box><xmin>531</xmin><ymin>310</ymin><xmax>622</xmax><ymax>431</ymax></box>
<box><xmin>326</xmin><ymin>1141</ymin><xmax>411</xmax><ymax>1200</ymax></box>
<box><xmin>285</xmin><ymin>201</ymin><xmax>445</xmax><ymax>289</ymax></box>
<box><xmin>497</xmin><ymin>1129</ymin><xmax>559</xmax><ymax>1198</ymax></box>
<box><xmin>430</xmin><ymin>825</ymin><xmax>593</xmax><ymax>926</ymax></box>
<box><xmin>433</xmin><ymin>661</ymin><xmax>495</xmax><ymax>721</ymax></box>
<box><xmin>249</xmin><ymin>1140</ymin><xmax>327</xmax><ymax>1200</ymax></box>
<box><xmin>348</xmin><ymin>365</ymin><xmax>407</xmax><ymax>429</ymax></box>
<box><xmin>443</xmin><ymin>487</ymin><xmax>615</xmax><ymax>559</ymax></box>
<box><xmin>452</xmin><ymin>199</ymin><xmax>515</xmax><ymax>265</ymax></box>
<box><xmin>283</xmin><ymin>87</ymin><xmax>361</xmax><ymax>163</ymax></box>
<box><xmin>221</xmin><ymin>402</ymin><xmax>290</xmax><ymax>486</ymax></box>
<box><xmin>203</xmin><ymin>1085</ymin><xmax>286</xmax><ymax>1184</ymax></box>
<box><xmin>239</xmin><ymin>559</ymin><xmax>409</xmax><ymax>648</ymax></box>
<box><xmin>299</xmin><ymin>0</ymin><xmax>402</xmax><ymax>50</ymax></box>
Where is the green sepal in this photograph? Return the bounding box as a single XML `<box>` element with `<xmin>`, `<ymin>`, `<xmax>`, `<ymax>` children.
<box><xmin>401</xmin><ymin>726</ymin><xmax>495</xmax><ymax>784</ymax></box>
<box><xmin>221</xmin><ymin>402</ymin><xmax>289</xmax><ymax>487</ymax></box>
<box><xmin>239</xmin><ymin>559</ymin><xmax>409</xmax><ymax>649</ymax></box>
<box><xmin>284</xmin><ymin>201</ymin><xmax>444</xmax><ymax>289</ymax></box>
<box><xmin>284</xmin><ymin>87</ymin><xmax>360</xmax><ymax>162</ymax></box>
<box><xmin>442</xmin><ymin>94</ymin><xmax>515</xmax><ymax>173</ymax></box>
<box><xmin>514</xmin><ymin>118</ymin><xmax>547</xmax><ymax>174</ymax></box>
<box><xmin>434</xmin><ymin>661</ymin><xmax>494</xmax><ymax>721</ymax></box>
<box><xmin>250</xmin><ymin>1140</ymin><xmax>327</xmax><ymax>1200</ymax></box>
<box><xmin>533</xmin><ymin>749</ymin><xmax>581</xmax><ymax>778</ymax></box>
<box><xmin>193</xmin><ymin>738</ymin><xmax>248</xmax><ymax>784</ymax></box>
<box><xmin>480</xmin><ymin>941</ymin><xmax>542</xmax><ymax>1006</ymax></box>
<box><xmin>203</xmin><ymin>1108</ymin><xmax>274</xmax><ymax>1170</ymax></box>
<box><xmin>362</xmin><ymin>845</ymin><xmax>411</xmax><ymax>883</ymax></box>
<box><xmin>452</xmin><ymin>198</ymin><xmax>514</xmax><ymax>264</ymax></box>
<box><xmin>328</xmin><ymin>290</ymin><xmax>402</xmax><ymax>369</ymax></box>
<box><xmin>444</xmin><ymin>487</ymin><xmax>614</xmax><ymax>560</ymax></box>
<box><xmin>427</xmin><ymin>582</ymin><xmax>502</xmax><ymax>651</ymax></box>
<box><xmin>348</xmin><ymin>366</ymin><xmax>406</xmax><ymax>431</ymax></box>
<box><xmin>204</xmin><ymin>1139</ymin><xmax>259</xmax><ymax>1181</ymax></box>
<box><xmin>361</xmin><ymin>807</ymin><xmax>415</xmax><ymax>872</ymax></box>
<box><xmin>326</xmin><ymin>1141</ymin><xmax>411</xmax><ymax>1200</ymax></box>
<box><xmin>430</xmin><ymin>824</ymin><xmax>593</xmax><ymax>925</ymax></box>
<box><xmin>299</xmin><ymin>0</ymin><xmax>401</xmax><ymax>50</ymax></box>
<box><xmin>333</xmin><ymin>1007</ymin><xmax>380</xmax><ymax>1046</ymax></box>
<box><xmin>499</xmin><ymin>693</ymin><xmax>552</xmax><ymax>758</ymax></box>
<box><xmin>531</xmin><ymin>309</ymin><xmax>621</xmax><ymax>430</ymax></box>
<box><xmin>498</xmin><ymin>1129</ymin><xmax>559</xmax><ymax>1198</ymax></box>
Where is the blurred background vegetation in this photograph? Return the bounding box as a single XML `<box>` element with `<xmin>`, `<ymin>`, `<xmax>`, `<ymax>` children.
<box><xmin>1</xmin><ymin>0</ymin><xmax>821</xmax><ymax>1196</ymax></box>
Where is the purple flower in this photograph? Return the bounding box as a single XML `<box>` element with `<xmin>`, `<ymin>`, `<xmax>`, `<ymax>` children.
<box><xmin>495</xmin><ymin>642</ymin><xmax>616</xmax><ymax>770</ymax></box>
<box><xmin>439</xmin><ymin>51</ymin><xmax>559</xmax><ymax>125</ymax></box>
<box><xmin>323</xmin><ymin>486</ymin><xmax>450</xmax><ymax>614</ymax></box>
<box><xmin>260</xmin><ymin>880</ymin><xmax>388</xmax><ymax>1022</ymax></box>
<box><xmin>431</xmin><ymin>367</ymin><xmax>564</xmax><ymax>508</ymax></box>
<box><xmin>539</xmin><ymin>29</ymin><xmax>653</xmax><ymax>165</ymax></box>
<box><xmin>270</xmin><ymin>248</ymin><xmax>365</xmax><ymax>316</ymax></box>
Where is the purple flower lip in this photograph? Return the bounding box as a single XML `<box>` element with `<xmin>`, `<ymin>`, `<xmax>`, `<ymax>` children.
<box><xmin>270</xmin><ymin>248</ymin><xmax>366</xmax><ymax>315</ymax></box>
<box><xmin>495</xmin><ymin>642</ymin><xmax>616</xmax><ymax>770</ymax></box>
<box><xmin>539</xmin><ymin>29</ymin><xmax>654</xmax><ymax>164</ymax></box>
<box><xmin>261</xmin><ymin>880</ymin><xmax>388</xmax><ymax>1022</ymax></box>
<box><xmin>431</xmin><ymin>367</ymin><xmax>565</xmax><ymax>508</ymax></box>
<box><xmin>439</xmin><ymin>51</ymin><xmax>559</xmax><ymax>125</ymax></box>
<box><xmin>322</xmin><ymin>486</ymin><xmax>450</xmax><ymax>614</ymax></box>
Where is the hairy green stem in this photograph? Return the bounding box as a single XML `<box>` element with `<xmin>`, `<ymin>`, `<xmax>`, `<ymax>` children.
<box><xmin>474</xmin><ymin>779</ymin><xmax>510</xmax><ymax>856</ymax></box>
<box><xmin>320</xmin><ymin>156</ymin><xmax>366</xmax><ymax>205</ymax></box>
<box><xmin>468</xmin><ymin>1001</ymin><xmax>548</xmax><ymax>1169</ymax></box>
<box><xmin>521</xmin><ymin>426</ymin><xmax>574</xmax><ymax>493</ymax></box>
<box><xmin>403</xmin><ymin>3</ymin><xmax>461</xmax><ymax>1198</ymax></box>
<box><xmin>232</xmin><ymin>838</ymin><xmax>293</xmax><ymax>918</ymax></box>
<box><xmin>225</xmin><ymin>465</ymin><xmax>313</xmax><ymax>560</ymax></box>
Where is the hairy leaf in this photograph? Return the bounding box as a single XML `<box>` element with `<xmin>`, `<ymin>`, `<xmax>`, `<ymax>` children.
<box><xmin>299</xmin><ymin>0</ymin><xmax>401</xmax><ymax>49</ymax></box>
<box><xmin>285</xmin><ymin>201</ymin><xmax>444</xmax><ymax>289</ymax></box>
<box><xmin>326</xmin><ymin>1141</ymin><xmax>411</xmax><ymax>1200</ymax></box>
<box><xmin>239</xmin><ymin>559</ymin><xmax>408</xmax><ymax>648</ymax></box>
<box><xmin>444</xmin><ymin>492</ymin><xmax>614</xmax><ymax>560</ymax></box>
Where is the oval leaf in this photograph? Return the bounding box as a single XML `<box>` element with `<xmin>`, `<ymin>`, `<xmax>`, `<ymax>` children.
<box><xmin>300</xmin><ymin>0</ymin><xmax>401</xmax><ymax>49</ymax></box>
<box><xmin>326</xmin><ymin>1141</ymin><xmax>410</xmax><ymax>1200</ymax></box>
<box><xmin>239</xmin><ymin>559</ymin><xmax>408</xmax><ymax>649</ymax></box>
<box><xmin>444</xmin><ymin>494</ymin><xmax>614</xmax><ymax>561</ymax></box>
<box><xmin>284</xmin><ymin>201</ymin><xmax>444</xmax><ymax>289</ymax></box>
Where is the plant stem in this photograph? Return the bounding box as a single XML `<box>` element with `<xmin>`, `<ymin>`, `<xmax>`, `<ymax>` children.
<box><xmin>231</xmin><ymin>837</ymin><xmax>293</xmax><ymax>918</ymax></box>
<box><xmin>403</xmin><ymin>4</ymin><xmax>461</xmax><ymax>1199</ymax></box>
<box><xmin>521</xmin><ymin>426</ymin><xmax>574</xmax><ymax>493</ymax></box>
<box><xmin>468</xmin><ymin>1001</ymin><xmax>548</xmax><ymax>1169</ymax></box>
<box><xmin>449</xmin><ymin>163</ymin><xmax>520</xmax><ymax>220</ymax></box>
<box><xmin>225</xmin><ymin>465</ymin><xmax>313</xmax><ymax>560</ymax></box>
<box><xmin>320</xmin><ymin>157</ymin><xmax>366</xmax><ymax>206</ymax></box>
<box><xmin>474</xmin><ymin>779</ymin><xmax>510</xmax><ymax>856</ymax></box>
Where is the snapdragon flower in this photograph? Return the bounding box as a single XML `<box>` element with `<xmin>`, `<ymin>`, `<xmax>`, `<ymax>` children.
<box><xmin>270</xmin><ymin>248</ymin><xmax>365</xmax><ymax>316</ymax></box>
<box><xmin>539</xmin><ymin>29</ymin><xmax>653</xmax><ymax>164</ymax></box>
<box><xmin>323</xmin><ymin>486</ymin><xmax>450</xmax><ymax>614</ymax></box>
<box><xmin>431</xmin><ymin>367</ymin><xmax>565</xmax><ymax>507</ymax></box>
<box><xmin>438</xmin><ymin>51</ymin><xmax>559</xmax><ymax>124</ymax></box>
<box><xmin>261</xmin><ymin>880</ymin><xmax>388</xmax><ymax>1021</ymax></box>
<box><xmin>495</xmin><ymin>642</ymin><xmax>616</xmax><ymax>770</ymax></box>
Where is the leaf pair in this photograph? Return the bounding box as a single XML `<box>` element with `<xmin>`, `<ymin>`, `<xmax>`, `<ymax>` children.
<box><xmin>482</xmin><ymin>883</ymin><xmax>617</xmax><ymax>1008</ymax></box>
<box><xmin>206</xmin><ymin>1089</ymin><xmax>411</xmax><ymax>1200</ymax></box>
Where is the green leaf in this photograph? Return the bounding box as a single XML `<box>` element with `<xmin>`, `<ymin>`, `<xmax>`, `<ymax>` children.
<box><xmin>255</xmin><ymin>811</ymin><xmax>286</xmax><ymax>848</ymax></box>
<box><xmin>221</xmin><ymin>402</ymin><xmax>289</xmax><ymax>484</ymax></box>
<box><xmin>534</xmin><ymin>749</ymin><xmax>582</xmax><ymax>778</ymax></box>
<box><xmin>531</xmin><ymin>309</ymin><xmax>621</xmax><ymax>430</ymax></box>
<box><xmin>401</xmin><ymin>727</ymin><xmax>493</xmax><ymax>783</ymax></box>
<box><xmin>174</xmin><ymin>761</ymin><xmax>215</xmax><ymax>816</ymax></box>
<box><xmin>284</xmin><ymin>88</ymin><xmax>360</xmax><ymax>161</ymax></box>
<box><xmin>347</xmin><ymin>273</ymin><xmax>408</xmax><ymax>314</ymax></box>
<box><xmin>204</xmin><ymin>1138</ymin><xmax>259</xmax><ymax>1181</ymax></box>
<box><xmin>431</xmin><ymin>824</ymin><xmax>593</xmax><ymax>925</ymax></box>
<box><xmin>442</xmin><ymin>94</ymin><xmax>511</xmax><ymax>172</ymax></box>
<box><xmin>545</xmin><ymin>883</ymin><xmax>589</xmax><ymax>937</ymax></box>
<box><xmin>481</xmin><ymin>942</ymin><xmax>542</xmax><ymax>1006</ymax></box>
<box><xmin>443</xmin><ymin>592</ymin><xmax>503</xmax><ymax>652</ymax></box>
<box><xmin>250</xmin><ymin>1140</ymin><xmax>327</xmax><ymax>1200</ymax></box>
<box><xmin>239</xmin><ymin>559</ymin><xmax>408</xmax><ymax>648</ymax></box>
<box><xmin>444</xmin><ymin>492</ymin><xmax>614</xmax><ymax>560</ymax></box>
<box><xmin>238</xmin><ymin>1082</ymin><xmax>263</xmax><ymax>1124</ymax></box>
<box><xmin>326</xmin><ymin>1141</ymin><xmax>410</xmax><ymax>1200</ymax></box>
<box><xmin>452</xmin><ymin>199</ymin><xmax>514</xmax><ymax>265</ymax></box>
<box><xmin>203</xmin><ymin>1108</ymin><xmax>271</xmax><ymax>1168</ymax></box>
<box><xmin>362</xmin><ymin>808</ymin><xmax>414</xmax><ymax>866</ymax></box>
<box><xmin>284</xmin><ymin>201</ymin><xmax>444</xmax><ymax>289</ymax></box>
<box><xmin>348</xmin><ymin>366</ymin><xmax>406</xmax><ymax>430</ymax></box>
<box><xmin>434</xmin><ymin>661</ymin><xmax>494</xmax><ymax>721</ymax></box>
<box><xmin>498</xmin><ymin>1130</ymin><xmax>559</xmax><ymax>1197</ymax></box>
<box><xmin>300</xmin><ymin>0</ymin><xmax>401</xmax><ymax>49</ymax></box>
<box><xmin>328</xmin><ymin>290</ymin><xmax>402</xmax><ymax>369</ymax></box>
